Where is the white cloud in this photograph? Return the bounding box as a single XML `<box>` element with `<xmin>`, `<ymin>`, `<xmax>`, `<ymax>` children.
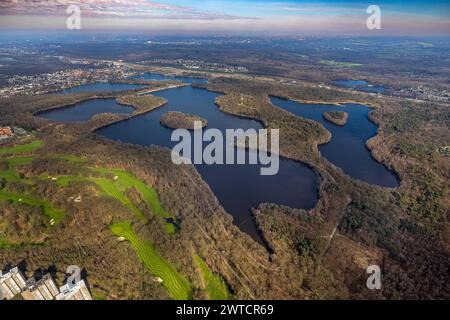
<box><xmin>0</xmin><ymin>0</ymin><xmax>243</xmax><ymax>20</ymax></box>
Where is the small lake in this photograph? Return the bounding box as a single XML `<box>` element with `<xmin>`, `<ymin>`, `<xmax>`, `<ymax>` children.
<box><xmin>333</xmin><ymin>79</ymin><xmax>385</xmax><ymax>94</ymax></box>
<box><xmin>131</xmin><ymin>72</ymin><xmax>208</xmax><ymax>84</ymax></box>
<box><xmin>270</xmin><ymin>97</ymin><xmax>399</xmax><ymax>188</ymax></box>
<box><xmin>36</xmin><ymin>98</ymin><xmax>134</xmax><ymax>122</ymax></box>
<box><xmin>59</xmin><ymin>82</ymin><xmax>146</xmax><ymax>94</ymax></box>
<box><xmin>58</xmin><ymin>73</ymin><xmax>206</xmax><ymax>95</ymax></box>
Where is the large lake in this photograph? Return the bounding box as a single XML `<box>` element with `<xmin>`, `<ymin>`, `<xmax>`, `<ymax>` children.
<box><xmin>36</xmin><ymin>98</ymin><xmax>134</xmax><ymax>122</ymax></box>
<box><xmin>37</xmin><ymin>84</ymin><xmax>318</xmax><ymax>246</ymax></box>
<box><xmin>131</xmin><ymin>72</ymin><xmax>208</xmax><ymax>84</ymax></box>
<box><xmin>271</xmin><ymin>97</ymin><xmax>399</xmax><ymax>188</ymax></box>
<box><xmin>37</xmin><ymin>78</ymin><xmax>399</xmax><ymax>245</ymax></box>
<box><xmin>56</xmin><ymin>72</ymin><xmax>206</xmax><ymax>95</ymax></box>
<box><xmin>96</xmin><ymin>87</ymin><xmax>318</xmax><ymax>245</ymax></box>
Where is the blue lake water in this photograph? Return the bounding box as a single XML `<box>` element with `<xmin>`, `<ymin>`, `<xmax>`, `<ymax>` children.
<box><xmin>36</xmin><ymin>98</ymin><xmax>134</xmax><ymax>122</ymax></box>
<box><xmin>37</xmin><ymin>82</ymin><xmax>399</xmax><ymax>246</ymax></box>
<box><xmin>58</xmin><ymin>72</ymin><xmax>206</xmax><ymax>95</ymax></box>
<box><xmin>270</xmin><ymin>97</ymin><xmax>399</xmax><ymax>188</ymax></box>
<box><xmin>95</xmin><ymin>86</ymin><xmax>318</xmax><ymax>245</ymax></box>
<box><xmin>131</xmin><ymin>72</ymin><xmax>208</xmax><ymax>84</ymax></box>
<box><xmin>59</xmin><ymin>82</ymin><xmax>146</xmax><ymax>94</ymax></box>
<box><xmin>333</xmin><ymin>79</ymin><xmax>385</xmax><ymax>94</ymax></box>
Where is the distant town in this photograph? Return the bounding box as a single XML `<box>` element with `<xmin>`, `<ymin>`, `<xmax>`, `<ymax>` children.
<box><xmin>1</xmin><ymin>48</ymin><xmax>449</xmax><ymax>105</ymax></box>
<box><xmin>0</xmin><ymin>34</ymin><xmax>448</xmax><ymax>301</ymax></box>
<box><xmin>0</xmin><ymin>56</ymin><xmax>134</xmax><ymax>98</ymax></box>
<box><xmin>397</xmin><ymin>85</ymin><xmax>450</xmax><ymax>103</ymax></box>
<box><xmin>139</xmin><ymin>58</ymin><xmax>249</xmax><ymax>74</ymax></box>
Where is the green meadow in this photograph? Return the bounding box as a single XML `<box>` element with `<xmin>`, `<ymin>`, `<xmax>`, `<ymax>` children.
<box><xmin>0</xmin><ymin>139</ymin><xmax>43</xmax><ymax>155</ymax></box>
<box><xmin>7</xmin><ymin>156</ymin><xmax>35</xmax><ymax>166</ymax></box>
<box><xmin>92</xmin><ymin>168</ymin><xmax>176</xmax><ymax>233</ymax></box>
<box><xmin>0</xmin><ymin>190</ymin><xmax>64</xmax><ymax>224</ymax></box>
<box><xmin>0</xmin><ymin>169</ymin><xmax>21</xmax><ymax>182</ymax></box>
<box><xmin>319</xmin><ymin>59</ymin><xmax>362</xmax><ymax>68</ymax></box>
<box><xmin>194</xmin><ymin>254</ymin><xmax>230</xmax><ymax>300</ymax></box>
<box><xmin>90</xmin><ymin>176</ymin><xmax>147</xmax><ymax>221</ymax></box>
<box><xmin>110</xmin><ymin>221</ymin><xmax>192</xmax><ymax>300</ymax></box>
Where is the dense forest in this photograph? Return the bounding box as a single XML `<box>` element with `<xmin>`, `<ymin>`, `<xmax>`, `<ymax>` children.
<box><xmin>0</xmin><ymin>75</ymin><xmax>448</xmax><ymax>300</ymax></box>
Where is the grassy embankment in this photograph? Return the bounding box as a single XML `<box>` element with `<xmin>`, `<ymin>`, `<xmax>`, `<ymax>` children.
<box><xmin>193</xmin><ymin>254</ymin><xmax>230</xmax><ymax>300</ymax></box>
<box><xmin>110</xmin><ymin>221</ymin><xmax>192</xmax><ymax>300</ymax></box>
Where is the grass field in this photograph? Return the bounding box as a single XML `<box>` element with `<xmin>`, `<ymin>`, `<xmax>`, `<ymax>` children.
<box><xmin>1</xmin><ymin>156</ymin><xmax>35</xmax><ymax>182</ymax></box>
<box><xmin>319</xmin><ymin>59</ymin><xmax>362</xmax><ymax>68</ymax></box>
<box><xmin>0</xmin><ymin>236</ymin><xmax>24</xmax><ymax>249</ymax></box>
<box><xmin>0</xmin><ymin>141</ymin><xmax>64</xmax><ymax>229</ymax></box>
<box><xmin>0</xmin><ymin>141</ymin><xmax>175</xmax><ymax>235</ymax></box>
<box><xmin>90</xmin><ymin>177</ymin><xmax>146</xmax><ymax>221</ymax></box>
<box><xmin>110</xmin><ymin>221</ymin><xmax>192</xmax><ymax>300</ymax></box>
<box><xmin>93</xmin><ymin>168</ymin><xmax>176</xmax><ymax>233</ymax></box>
<box><xmin>7</xmin><ymin>156</ymin><xmax>35</xmax><ymax>167</ymax></box>
<box><xmin>0</xmin><ymin>234</ymin><xmax>45</xmax><ymax>249</ymax></box>
<box><xmin>55</xmin><ymin>175</ymin><xmax>86</xmax><ymax>187</ymax></box>
<box><xmin>51</xmin><ymin>167</ymin><xmax>176</xmax><ymax>234</ymax></box>
<box><xmin>51</xmin><ymin>154</ymin><xmax>87</xmax><ymax>163</ymax></box>
<box><xmin>0</xmin><ymin>169</ymin><xmax>21</xmax><ymax>182</ymax></box>
<box><xmin>194</xmin><ymin>254</ymin><xmax>230</xmax><ymax>300</ymax></box>
<box><xmin>0</xmin><ymin>190</ymin><xmax>64</xmax><ymax>224</ymax></box>
<box><xmin>0</xmin><ymin>141</ymin><xmax>190</xmax><ymax>297</ymax></box>
<box><xmin>0</xmin><ymin>139</ymin><xmax>43</xmax><ymax>155</ymax></box>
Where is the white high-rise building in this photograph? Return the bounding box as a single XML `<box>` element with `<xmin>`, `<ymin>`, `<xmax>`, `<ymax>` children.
<box><xmin>1</xmin><ymin>265</ymin><xmax>92</xmax><ymax>301</ymax></box>
<box><xmin>0</xmin><ymin>267</ymin><xmax>27</xmax><ymax>300</ymax></box>
<box><xmin>56</xmin><ymin>280</ymin><xmax>92</xmax><ymax>300</ymax></box>
<box><xmin>21</xmin><ymin>274</ymin><xmax>60</xmax><ymax>300</ymax></box>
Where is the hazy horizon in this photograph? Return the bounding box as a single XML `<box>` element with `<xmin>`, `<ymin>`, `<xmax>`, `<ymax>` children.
<box><xmin>0</xmin><ymin>0</ymin><xmax>449</xmax><ymax>36</ymax></box>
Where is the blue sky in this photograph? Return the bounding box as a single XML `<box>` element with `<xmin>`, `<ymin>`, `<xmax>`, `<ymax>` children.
<box><xmin>156</xmin><ymin>0</ymin><xmax>450</xmax><ymax>18</ymax></box>
<box><xmin>0</xmin><ymin>0</ymin><xmax>449</xmax><ymax>34</ymax></box>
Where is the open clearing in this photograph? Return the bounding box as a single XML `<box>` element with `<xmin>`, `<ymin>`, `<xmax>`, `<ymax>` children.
<box><xmin>92</xmin><ymin>168</ymin><xmax>176</xmax><ymax>233</ymax></box>
<box><xmin>90</xmin><ymin>176</ymin><xmax>147</xmax><ymax>221</ymax></box>
<box><xmin>0</xmin><ymin>139</ymin><xmax>43</xmax><ymax>155</ymax></box>
<box><xmin>0</xmin><ymin>190</ymin><xmax>64</xmax><ymax>223</ymax></box>
<box><xmin>58</xmin><ymin>168</ymin><xmax>176</xmax><ymax>234</ymax></box>
<box><xmin>194</xmin><ymin>254</ymin><xmax>230</xmax><ymax>300</ymax></box>
<box><xmin>110</xmin><ymin>221</ymin><xmax>192</xmax><ymax>300</ymax></box>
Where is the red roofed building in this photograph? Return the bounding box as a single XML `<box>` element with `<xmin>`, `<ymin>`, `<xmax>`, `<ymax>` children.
<box><xmin>0</xmin><ymin>127</ymin><xmax>14</xmax><ymax>142</ymax></box>
<box><xmin>0</xmin><ymin>127</ymin><xmax>13</xmax><ymax>138</ymax></box>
